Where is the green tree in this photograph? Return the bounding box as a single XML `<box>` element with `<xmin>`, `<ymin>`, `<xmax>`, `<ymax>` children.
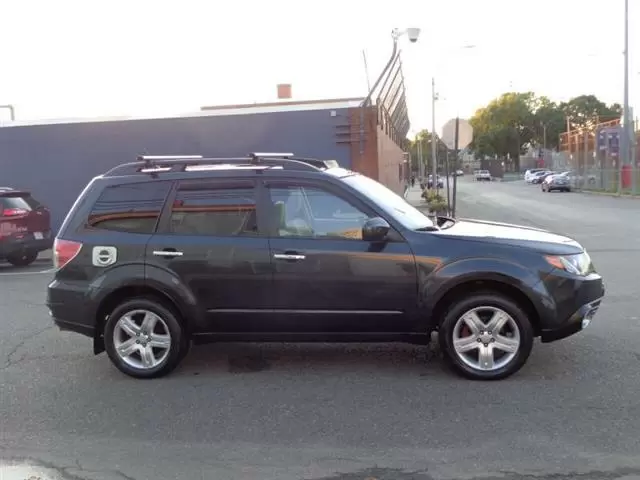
<box><xmin>468</xmin><ymin>92</ymin><xmax>622</xmax><ymax>170</ymax></box>
<box><xmin>469</xmin><ymin>92</ymin><xmax>538</xmax><ymax>170</ymax></box>
<box><xmin>408</xmin><ymin>129</ymin><xmax>448</xmax><ymax>173</ymax></box>
<box><xmin>531</xmin><ymin>96</ymin><xmax>565</xmax><ymax>150</ymax></box>
<box><xmin>560</xmin><ymin>95</ymin><xmax>622</xmax><ymax>129</ymax></box>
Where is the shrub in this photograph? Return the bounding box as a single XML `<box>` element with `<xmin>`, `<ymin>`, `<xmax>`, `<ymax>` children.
<box><xmin>421</xmin><ymin>189</ymin><xmax>448</xmax><ymax>214</ymax></box>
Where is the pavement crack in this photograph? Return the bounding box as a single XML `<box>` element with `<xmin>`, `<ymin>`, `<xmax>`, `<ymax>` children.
<box><xmin>1</xmin><ymin>325</ymin><xmax>53</xmax><ymax>371</ymax></box>
<box><xmin>308</xmin><ymin>467</ymin><xmax>433</xmax><ymax>480</ymax></box>
<box><xmin>469</xmin><ymin>466</ymin><xmax>640</xmax><ymax>480</ymax></box>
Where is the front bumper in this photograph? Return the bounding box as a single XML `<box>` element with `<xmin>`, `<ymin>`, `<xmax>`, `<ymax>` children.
<box><xmin>539</xmin><ymin>271</ymin><xmax>605</xmax><ymax>343</ymax></box>
<box><xmin>540</xmin><ymin>296</ymin><xmax>602</xmax><ymax>342</ymax></box>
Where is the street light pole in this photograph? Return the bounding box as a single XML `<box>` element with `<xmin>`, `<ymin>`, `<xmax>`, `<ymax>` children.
<box><xmin>622</xmin><ymin>0</ymin><xmax>630</xmax><ymax>165</ymax></box>
<box><xmin>0</xmin><ymin>105</ymin><xmax>15</xmax><ymax>121</ymax></box>
<box><xmin>431</xmin><ymin>77</ymin><xmax>438</xmax><ymax>192</ymax></box>
<box><xmin>617</xmin><ymin>0</ymin><xmax>630</xmax><ymax>195</ymax></box>
<box><xmin>429</xmin><ymin>45</ymin><xmax>476</xmax><ymax>194</ymax></box>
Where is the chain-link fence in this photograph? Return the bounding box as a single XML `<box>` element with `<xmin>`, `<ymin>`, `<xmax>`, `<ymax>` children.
<box><xmin>569</xmin><ymin>167</ymin><xmax>640</xmax><ymax>195</ymax></box>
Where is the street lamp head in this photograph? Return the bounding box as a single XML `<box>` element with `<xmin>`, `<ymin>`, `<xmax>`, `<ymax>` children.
<box><xmin>406</xmin><ymin>28</ymin><xmax>421</xmax><ymax>43</ymax></box>
<box><xmin>392</xmin><ymin>27</ymin><xmax>421</xmax><ymax>43</ymax></box>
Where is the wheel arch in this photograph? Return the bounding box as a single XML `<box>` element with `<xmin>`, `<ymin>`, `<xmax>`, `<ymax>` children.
<box><xmin>431</xmin><ymin>278</ymin><xmax>542</xmax><ymax>336</ymax></box>
<box><xmin>93</xmin><ymin>285</ymin><xmax>190</xmax><ymax>354</ymax></box>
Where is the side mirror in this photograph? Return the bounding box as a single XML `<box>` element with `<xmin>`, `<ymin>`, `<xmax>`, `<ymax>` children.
<box><xmin>362</xmin><ymin>217</ymin><xmax>390</xmax><ymax>242</ymax></box>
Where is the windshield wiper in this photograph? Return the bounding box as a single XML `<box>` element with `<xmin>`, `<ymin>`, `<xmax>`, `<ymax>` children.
<box><xmin>415</xmin><ymin>225</ymin><xmax>440</xmax><ymax>232</ymax></box>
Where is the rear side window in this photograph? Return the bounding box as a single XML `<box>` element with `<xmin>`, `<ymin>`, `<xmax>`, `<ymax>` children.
<box><xmin>88</xmin><ymin>181</ymin><xmax>172</xmax><ymax>234</ymax></box>
<box><xmin>168</xmin><ymin>183</ymin><xmax>258</xmax><ymax>236</ymax></box>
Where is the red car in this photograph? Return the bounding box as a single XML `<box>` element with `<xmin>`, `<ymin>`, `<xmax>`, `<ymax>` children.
<box><xmin>0</xmin><ymin>187</ymin><xmax>53</xmax><ymax>266</ymax></box>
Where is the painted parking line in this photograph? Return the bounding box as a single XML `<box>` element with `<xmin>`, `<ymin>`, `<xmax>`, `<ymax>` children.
<box><xmin>0</xmin><ymin>266</ymin><xmax>55</xmax><ymax>276</ymax></box>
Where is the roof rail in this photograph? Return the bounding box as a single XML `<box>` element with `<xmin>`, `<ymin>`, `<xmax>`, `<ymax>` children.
<box><xmin>248</xmin><ymin>152</ymin><xmax>339</xmax><ymax>170</ymax></box>
<box><xmin>103</xmin><ymin>152</ymin><xmax>337</xmax><ymax>177</ymax></box>
<box><xmin>136</xmin><ymin>155</ymin><xmax>203</xmax><ymax>169</ymax></box>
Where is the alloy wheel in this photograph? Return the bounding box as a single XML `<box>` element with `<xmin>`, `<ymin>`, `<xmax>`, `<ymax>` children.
<box><xmin>452</xmin><ymin>306</ymin><xmax>521</xmax><ymax>372</ymax></box>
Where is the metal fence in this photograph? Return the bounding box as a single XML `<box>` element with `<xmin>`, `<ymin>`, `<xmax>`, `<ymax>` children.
<box><xmin>569</xmin><ymin>168</ymin><xmax>640</xmax><ymax>195</ymax></box>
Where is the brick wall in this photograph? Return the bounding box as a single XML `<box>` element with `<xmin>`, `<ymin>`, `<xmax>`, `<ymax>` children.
<box><xmin>376</xmin><ymin>124</ymin><xmax>406</xmax><ymax>194</ymax></box>
<box><xmin>346</xmin><ymin>106</ymin><xmax>407</xmax><ymax>195</ymax></box>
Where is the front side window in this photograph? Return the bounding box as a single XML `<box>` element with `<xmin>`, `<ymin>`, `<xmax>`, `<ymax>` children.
<box><xmin>88</xmin><ymin>181</ymin><xmax>172</xmax><ymax>234</ymax></box>
<box><xmin>169</xmin><ymin>184</ymin><xmax>258</xmax><ymax>236</ymax></box>
<box><xmin>269</xmin><ymin>184</ymin><xmax>370</xmax><ymax>240</ymax></box>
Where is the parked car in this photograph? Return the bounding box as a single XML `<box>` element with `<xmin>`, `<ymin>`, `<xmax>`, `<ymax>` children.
<box><xmin>427</xmin><ymin>174</ymin><xmax>444</xmax><ymax>189</ymax></box>
<box><xmin>559</xmin><ymin>171</ymin><xmax>597</xmax><ymax>187</ymax></box>
<box><xmin>47</xmin><ymin>153</ymin><xmax>604</xmax><ymax>381</ymax></box>
<box><xmin>455</xmin><ymin>170</ymin><xmax>464</xmax><ymax>176</ymax></box>
<box><xmin>475</xmin><ymin>170</ymin><xmax>492</xmax><ymax>181</ymax></box>
<box><xmin>541</xmin><ymin>174</ymin><xmax>571</xmax><ymax>192</ymax></box>
<box><xmin>531</xmin><ymin>171</ymin><xmax>554</xmax><ymax>184</ymax></box>
<box><xmin>524</xmin><ymin>168</ymin><xmax>547</xmax><ymax>183</ymax></box>
<box><xmin>0</xmin><ymin>187</ymin><xmax>53</xmax><ymax>266</ymax></box>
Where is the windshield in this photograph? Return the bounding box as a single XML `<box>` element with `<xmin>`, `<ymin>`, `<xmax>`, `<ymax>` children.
<box><xmin>341</xmin><ymin>173</ymin><xmax>434</xmax><ymax>230</ymax></box>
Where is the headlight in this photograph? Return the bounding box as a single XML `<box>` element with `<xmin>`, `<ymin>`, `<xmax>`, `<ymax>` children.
<box><xmin>545</xmin><ymin>251</ymin><xmax>594</xmax><ymax>276</ymax></box>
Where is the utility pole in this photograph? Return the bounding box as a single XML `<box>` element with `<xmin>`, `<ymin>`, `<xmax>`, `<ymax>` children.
<box><xmin>417</xmin><ymin>135</ymin><xmax>423</xmax><ymax>179</ymax></box>
<box><xmin>431</xmin><ymin>77</ymin><xmax>438</xmax><ymax>193</ymax></box>
<box><xmin>0</xmin><ymin>105</ymin><xmax>15</xmax><ymax>121</ymax></box>
<box><xmin>619</xmin><ymin>0</ymin><xmax>630</xmax><ymax>195</ymax></box>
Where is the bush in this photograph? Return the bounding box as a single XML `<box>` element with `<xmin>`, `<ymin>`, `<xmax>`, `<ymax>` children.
<box><xmin>428</xmin><ymin>199</ymin><xmax>449</xmax><ymax>214</ymax></box>
<box><xmin>421</xmin><ymin>188</ymin><xmax>441</xmax><ymax>201</ymax></box>
<box><xmin>421</xmin><ymin>189</ymin><xmax>449</xmax><ymax>214</ymax></box>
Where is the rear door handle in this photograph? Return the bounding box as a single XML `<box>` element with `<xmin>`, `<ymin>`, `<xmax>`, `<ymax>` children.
<box><xmin>273</xmin><ymin>253</ymin><xmax>306</xmax><ymax>261</ymax></box>
<box><xmin>153</xmin><ymin>250</ymin><xmax>184</xmax><ymax>257</ymax></box>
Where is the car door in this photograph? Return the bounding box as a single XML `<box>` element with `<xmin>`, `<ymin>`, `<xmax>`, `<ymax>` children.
<box><xmin>263</xmin><ymin>178</ymin><xmax>418</xmax><ymax>334</ymax></box>
<box><xmin>146</xmin><ymin>178</ymin><xmax>273</xmax><ymax>333</ymax></box>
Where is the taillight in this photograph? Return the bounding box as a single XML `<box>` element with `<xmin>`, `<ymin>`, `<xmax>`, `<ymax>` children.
<box><xmin>2</xmin><ymin>208</ymin><xmax>29</xmax><ymax>217</ymax></box>
<box><xmin>53</xmin><ymin>238</ymin><xmax>83</xmax><ymax>269</ymax></box>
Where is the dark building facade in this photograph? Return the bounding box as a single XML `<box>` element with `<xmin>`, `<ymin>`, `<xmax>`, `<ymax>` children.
<box><xmin>0</xmin><ymin>98</ymin><xmax>409</xmax><ymax>231</ymax></box>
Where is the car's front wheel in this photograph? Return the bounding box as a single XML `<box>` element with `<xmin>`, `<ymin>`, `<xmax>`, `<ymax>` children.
<box><xmin>104</xmin><ymin>297</ymin><xmax>189</xmax><ymax>379</ymax></box>
<box><xmin>439</xmin><ymin>292</ymin><xmax>534</xmax><ymax>380</ymax></box>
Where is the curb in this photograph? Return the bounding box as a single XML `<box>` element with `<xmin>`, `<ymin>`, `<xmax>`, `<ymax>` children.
<box><xmin>575</xmin><ymin>190</ymin><xmax>640</xmax><ymax>199</ymax></box>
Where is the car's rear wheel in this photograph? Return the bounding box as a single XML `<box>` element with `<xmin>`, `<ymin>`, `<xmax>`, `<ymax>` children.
<box><xmin>104</xmin><ymin>298</ymin><xmax>188</xmax><ymax>379</ymax></box>
<box><xmin>439</xmin><ymin>292</ymin><xmax>534</xmax><ymax>380</ymax></box>
<box><xmin>6</xmin><ymin>250</ymin><xmax>38</xmax><ymax>267</ymax></box>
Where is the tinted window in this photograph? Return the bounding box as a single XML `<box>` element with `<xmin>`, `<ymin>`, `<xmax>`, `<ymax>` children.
<box><xmin>169</xmin><ymin>184</ymin><xmax>258</xmax><ymax>236</ymax></box>
<box><xmin>269</xmin><ymin>185</ymin><xmax>369</xmax><ymax>240</ymax></box>
<box><xmin>88</xmin><ymin>182</ymin><xmax>171</xmax><ymax>234</ymax></box>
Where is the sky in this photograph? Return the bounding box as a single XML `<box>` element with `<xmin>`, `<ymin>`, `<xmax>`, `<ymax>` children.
<box><xmin>0</xmin><ymin>0</ymin><xmax>637</xmax><ymax>135</ymax></box>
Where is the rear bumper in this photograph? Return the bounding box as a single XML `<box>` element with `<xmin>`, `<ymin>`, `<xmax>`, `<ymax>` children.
<box><xmin>47</xmin><ymin>279</ymin><xmax>95</xmax><ymax>339</ymax></box>
<box><xmin>0</xmin><ymin>233</ymin><xmax>53</xmax><ymax>258</ymax></box>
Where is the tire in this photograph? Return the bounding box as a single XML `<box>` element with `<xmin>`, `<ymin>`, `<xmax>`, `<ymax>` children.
<box><xmin>103</xmin><ymin>297</ymin><xmax>189</xmax><ymax>379</ymax></box>
<box><xmin>6</xmin><ymin>250</ymin><xmax>38</xmax><ymax>267</ymax></box>
<box><xmin>438</xmin><ymin>292</ymin><xmax>534</xmax><ymax>380</ymax></box>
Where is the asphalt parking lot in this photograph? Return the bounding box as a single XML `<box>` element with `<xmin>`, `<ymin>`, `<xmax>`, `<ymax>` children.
<box><xmin>2</xmin><ymin>180</ymin><xmax>640</xmax><ymax>480</ymax></box>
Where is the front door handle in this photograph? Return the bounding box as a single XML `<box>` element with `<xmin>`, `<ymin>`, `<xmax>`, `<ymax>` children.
<box><xmin>153</xmin><ymin>250</ymin><xmax>184</xmax><ymax>257</ymax></box>
<box><xmin>273</xmin><ymin>253</ymin><xmax>306</xmax><ymax>261</ymax></box>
